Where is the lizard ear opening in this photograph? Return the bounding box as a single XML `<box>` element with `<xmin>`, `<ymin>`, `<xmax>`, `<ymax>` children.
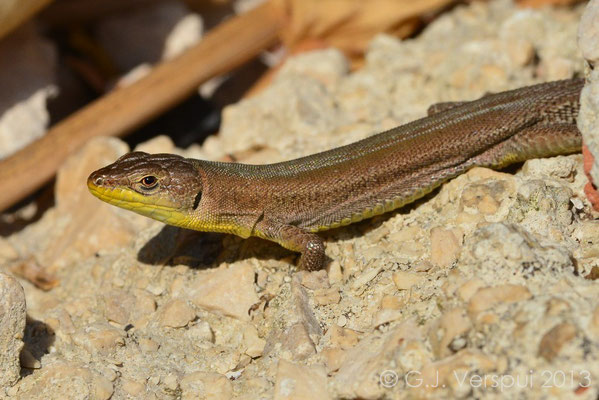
<box><xmin>192</xmin><ymin>191</ymin><xmax>202</xmax><ymax>210</ymax></box>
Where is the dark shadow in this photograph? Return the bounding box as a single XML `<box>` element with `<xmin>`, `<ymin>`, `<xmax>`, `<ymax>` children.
<box><xmin>20</xmin><ymin>316</ymin><xmax>55</xmax><ymax>377</ymax></box>
<box><xmin>0</xmin><ymin>181</ymin><xmax>55</xmax><ymax>237</ymax></box>
<box><xmin>137</xmin><ymin>225</ymin><xmax>224</xmax><ymax>269</ymax></box>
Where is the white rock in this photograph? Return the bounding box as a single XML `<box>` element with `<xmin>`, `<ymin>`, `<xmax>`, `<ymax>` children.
<box><xmin>0</xmin><ymin>25</ymin><xmax>56</xmax><ymax>159</ymax></box>
<box><xmin>0</xmin><ymin>273</ymin><xmax>26</xmax><ymax>388</ymax></box>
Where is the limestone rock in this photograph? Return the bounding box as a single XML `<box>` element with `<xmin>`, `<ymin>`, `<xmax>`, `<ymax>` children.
<box><xmin>16</xmin><ymin>363</ymin><xmax>113</xmax><ymax>400</ymax></box>
<box><xmin>158</xmin><ymin>298</ymin><xmax>196</xmax><ymax>328</ymax></box>
<box><xmin>538</xmin><ymin>322</ymin><xmax>578</xmax><ymax>361</ymax></box>
<box><xmin>274</xmin><ymin>359</ymin><xmax>330</xmax><ymax>400</ymax></box>
<box><xmin>189</xmin><ymin>261</ymin><xmax>259</xmax><ymax>321</ymax></box>
<box><xmin>0</xmin><ymin>25</ymin><xmax>56</xmax><ymax>159</ymax></box>
<box><xmin>392</xmin><ymin>270</ymin><xmax>424</xmax><ymax>290</ymax></box>
<box><xmin>333</xmin><ymin>321</ymin><xmax>424</xmax><ymax>399</ymax></box>
<box><xmin>0</xmin><ymin>273</ymin><xmax>26</xmax><ymax>388</ymax></box>
<box><xmin>71</xmin><ymin>322</ymin><xmax>125</xmax><ymax>357</ymax></box>
<box><xmin>578</xmin><ymin>0</ymin><xmax>599</xmax><ymax>65</ymax></box>
<box><xmin>180</xmin><ymin>372</ymin><xmax>232</xmax><ymax>400</ymax></box>
<box><xmin>96</xmin><ymin>2</ymin><xmax>203</xmax><ymax>71</ymax></box>
<box><xmin>430</xmin><ymin>227</ymin><xmax>462</xmax><ymax>267</ymax></box>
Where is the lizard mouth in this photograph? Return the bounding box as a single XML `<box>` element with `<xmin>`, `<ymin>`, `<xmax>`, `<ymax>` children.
<box><xmin>87</xmin><ymin>179</ymin><xmax>186</xmax><ymax>225</ymax></box>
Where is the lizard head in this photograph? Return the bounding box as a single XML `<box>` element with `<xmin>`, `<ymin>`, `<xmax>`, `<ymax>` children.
<box><xmin>87</xmin><ymin>152</ymin><xmax>203</xmax><ymax>226</ymax></box>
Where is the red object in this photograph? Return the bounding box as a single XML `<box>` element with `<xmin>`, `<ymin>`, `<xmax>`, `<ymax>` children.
<box><xmin>583</xmin><ymin>144</ymin><xmax>599</xmax><ymax>211</ymax></box>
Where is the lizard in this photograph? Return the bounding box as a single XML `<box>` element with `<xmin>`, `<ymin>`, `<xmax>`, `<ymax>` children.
<box><xmin>88</xmin><ymin>78</ymin><xmax>584</xmax><ymax>270</ymax></box>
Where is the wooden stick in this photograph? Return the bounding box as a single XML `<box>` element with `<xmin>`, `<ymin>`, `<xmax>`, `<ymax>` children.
<box><xmin>0</xmin><ymin>3</ymin><xmax>282</xmax><ymax>212</ymax></box>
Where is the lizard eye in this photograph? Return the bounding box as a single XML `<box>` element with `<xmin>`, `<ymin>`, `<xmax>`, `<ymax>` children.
<box><xmin>140</xmin><ymin>176</ymin><xmax>158</xmax><ymax>188</ymax></box>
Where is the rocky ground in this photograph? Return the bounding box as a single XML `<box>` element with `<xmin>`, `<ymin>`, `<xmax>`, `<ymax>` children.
<box><xmin>1</xmin><ymin>0</ymin><xmax>599</xmax><ymax>399</ymax></box>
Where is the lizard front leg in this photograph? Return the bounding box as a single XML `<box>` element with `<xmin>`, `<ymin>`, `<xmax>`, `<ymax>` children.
<box><xmin>254</xmin><ymin>219</ymin><xmax>326</xmax><ymax>270</ymax></box>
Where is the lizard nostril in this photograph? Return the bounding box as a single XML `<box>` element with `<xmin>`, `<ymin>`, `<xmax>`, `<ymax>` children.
<box><xmin>94</xmin><ymin>176</ymin><xmax>104</xmax><ymax>186</ymax></box>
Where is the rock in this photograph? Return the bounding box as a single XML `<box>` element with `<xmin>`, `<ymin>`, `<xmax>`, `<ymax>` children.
<box><xmin>578</xmin><ymin>0</ymin><xmax>599</xmax><ymax>65</ymax></box>
<box><xmin>185</xmin><ymin>321</ymin><xmax>215</xmax><ymax>343</ymax></box>
<box><xmin>277</xmin><ymin>49</ymin><xmax>349</xmax><ymax>90</ymax></box>
<box><xmin>0</xmin><ymin>272</ymin><xmax>26</xmax><ymax>387</ymax></box>
<box><xmin>96</xmin><ymin>2</ymin><xmax>203</xmax><ymax>71</ymax></box>
<box><xmin>298</xmin><ymin>270</ymin><xmax>329</xmax><ymax>290</ymax></box>
<box><xmin>103</xmin><ymin>288</ymin><xmax>156</xmax><ymax>326</ymax></box>
<box><xmin>321</xmin><ymin>347</ymin><xmax>346</xmax><ymax>374</ymax></box>
<box><xmin>329</xmin><ymin>325</ymin><xmax>360</xmax><ymax>350</ymax></box>
<box><xmin>242</xmin><ymin>324</ymin><xmax>266</xmax><ymax>358</ymax></box>
<box><xmin>71</xmin><ymin>322</ymin><xmax>125</xmax><ymax>357</ymax></box>
<box><xmin>577</xmin><ymin>1</ymin><xmax>599</xmax><ymax>208</ymax></box>
<box><xmin>17</xmin><ymin>137</ymin><xmax>135</xmax><ymax>271</ymax></box>
<box><xmin>538</xmin><ymin>322</ymin><xmax>577</xmax><ymax>361</ymax></box>
<box><xmin>163</xmin><ymin>373</ymin><xmax>179</xmax><ymax>392</ymax></box>
<box><xmin>327</xmin><ymin>260</ymin><xmax>343</xmax><ymax>285</ymax></box>
<box><xmin>0</xmin><ymin>25</ymin><xmax>56</xmax><ymax>159</ymax></box>
<box><xmin>429</xmin><ymin>308</ymin><xmax>471</xmax><ymax>358</ymax></box>
<box><xmin>290</xmin><ymin>276</ymin><xmax>323</xmax><ymax>338</ymax></box>
<box><xmin>180</xmin><ymin>372</ymin><xmax>232</xmax><ymax>400</ymax></box>
<box><xmin>274</xmin><ymin>359</ymin><xmax>330</xmax><ymax>400</ymax></box>
<box><xmin>219</xmin><ymin>57</ymin><xmax>344</xmax><ymax>157</ymax></box>
<box><xmin>392</xmin><ymin>270</ymin><xmax>425</xmax><ymax>290</ymax></box>
<box><xmin>16</xmin><ymin>363</ymin><xmax>113</xmax><ymax>400</ymax></box>
<box><xmin>456</xmin><ymin>278</ymin><xmax>485</xmax><ymax>302</ymax></box>
<box><xmin>138</xmin><ymin>338</ymin><xmax>159</xmax><ymax>353</ymax></box>
<box><xmin>158</xmin><ymin>298</ymin><xmax>196</xmax><ymax>328</ymax></box>
<box><xmin>461</xmin><ymin>223</ymin><xmax>574</xmax><ymax>283</ymax></box>
<box><xmin>351</xmin><ymin>266</ymin><xmax>382</xmax><ymax>292</ymax></box>
<box><xmin>313</xmin><ymin>288</ymin><xmax>341</xmax><ymax>305</ymax></box>
<box><xmin>134</xmin><ymin>134</ymin><xmax>176</xmax><ymax>154</ymax></box>
<box><xmin>430</xmin><ymin>227</ymin><xmax>462</xmax><ymax>267</ymax></box>
<box><xmin>281</xmin><ymin>323</ymin><xmax>316</xmax><ymax>361</ymax></box>
<box><xmin>468</xmin><ymin>284</ymin><xmax>532</xmax><ymax>316</ymax></box>
<box><xmin>185</xmin><ymin>321</ymin><xmax>215</xmax><ymax>344</ymax></box>
<box><xmin>189</xmin><ymin>261</ymin><xmax>259</xmax><ymax>321</ymax></box>
<box><xmin>333</xmin><ymin>321</ymin><xmax>423</xmax><ymax>399</ymax></box>
<box><xmin>414</xmin><ymin>349</ymin><xmax>496</xmax><ymax>397</ymax></box>
<box><xmin>19</xmin><ymin>348</ymin><xmax>40</xmax><ymax>369</ymax></box>
<box><xmin>121</xmin><ymin>378</ymin><xmax>145</xmax><ymax>397</ymax></box>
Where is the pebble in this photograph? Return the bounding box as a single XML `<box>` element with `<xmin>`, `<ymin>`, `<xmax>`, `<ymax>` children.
<box><xmin>138</xmin><ymin>338</ymin><xmax>160</xmax><ymax>353</ymax></box>
<box><xmin>329</xmin><ymin>325</ymin><xmax>360</xmax><ymax>350</ymax></box>
<box><xmin>430</xmin><ymin>308</ymin><xmax>471</xmax><ymax>358</ymax></box>
<box><xmin>429</xmin><ymin>227</ymin><xmax>463</xmax><ymax>267</ymax></box>
<box><xmin>538</xmin><ymin>322</ymin><xmax>577</xmax><ymax>361</ymax></box>
<box><xmin>313</xmin><ymin>288</ymin><xmax>341</xmax><ymax>305</ymax></box>
<box><xmin>392</xmin><ymin>270</ymin><xmax>425</xmax><ymax>290</ymax></box>
<box><xmin>72</xmin><ymin>322</ymin><xmax>125</xmax><ymax>356</ymax></box>
<box><xmin>158</xmin><ymin>298</ymin><xmax>196</xmax><ymax>328</ymax></box>
<box><xmin>185</xmin><ymin>321</ymin><xmax>215</xmax><ymax>344</ymax></box>
<box><xmin>321</xmin><ymin>347</ymin><xmax>346</xmax><ymax>374</ymax></box>
<box><xmin>121</xmin><ymin>378</ymin><xmax>146</xmax><ymax>396</ymax></box>
<box><xmin>242</xmin><ymin>324</ymin><xmax>266</xmax><ymax>358</ymax></box>
<box><xmin>298</xmin><ymin>269</ymin><xmax>330</xmax><ymax>290</ymax></box>
<box><xmin>467</xmin><ymin>284</ymin><xmax>532</xmax><ymax>316</ymax></box>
